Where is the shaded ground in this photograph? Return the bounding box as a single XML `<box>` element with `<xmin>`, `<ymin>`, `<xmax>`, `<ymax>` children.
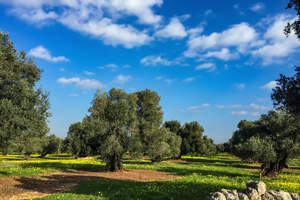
<box><xmin>0</xmin><ymin>169</ymin><xmax>180</xmax><ymax>200</ymax></box>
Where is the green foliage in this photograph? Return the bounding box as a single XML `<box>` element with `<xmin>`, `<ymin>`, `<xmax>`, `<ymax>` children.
<box><xmin>231</xmin><ymin>110</ymin><xmax>300</xmax><ymax>177</ymax></box>
<box><xmin>41</xmin><ymin>134</ymin><xmax>63</xmax><ymax>157</ymax></box>
<box><xmin>135</xmin><ymin>89</ymin><xmax>164</xmax><ymax>158</ymax></box>
<box><xmin>147</xmin><ymin>127</ymin><xmax>181</xmax><ymax>162</ymax></box>
<box><xmin>0</xmin><ymin>31</ymin><xmax>51</xmax><ymax>157</ymax></box>
<box><xmin>272</xmin><ymin>66</ymin><xmax>300</xmax><ymax>115</ymax></box>
<box><xmin>88</xmin><ymin>88</ymin><xmax>138</xmax><ymax>171</ymax></box>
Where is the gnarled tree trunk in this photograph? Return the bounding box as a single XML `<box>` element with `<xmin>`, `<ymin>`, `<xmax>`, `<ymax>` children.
<box><xmin>259</xmin><ymin>157</ymin><xmax>287</xmax><ymax>178</ymax></box>
<box><xmin>107</xmin><ymin>153</ymin><xmax>123</xmax><ymax>172</ymax></box>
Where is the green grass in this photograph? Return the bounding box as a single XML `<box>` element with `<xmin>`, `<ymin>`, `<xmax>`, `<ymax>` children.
<box><xmin>1</xmin><ymin>153</ymin><xmax>300</xmax><ymax>199</ymax></box>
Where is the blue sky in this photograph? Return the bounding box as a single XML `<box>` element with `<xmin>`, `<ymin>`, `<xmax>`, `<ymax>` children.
<box><xmin>0</xmin><ymin>0</ymin><xmax>299</xmax><ymax>143</ymax></box>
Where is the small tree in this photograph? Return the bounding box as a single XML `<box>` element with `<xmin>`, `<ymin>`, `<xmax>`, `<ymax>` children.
<box><xmin>147</xmin><ymin>127</ymin><xmax>181</xmax><ymax>162</ymax></box>
<box><xmin>88</xmin><ymin>88</ymin><xmax>138</xmax><ymax>171</ymax></box>
<box><xmin>40</xmin><ymin>134</ymin><xmax>63</xmax><ymax>158</ymax></box>
<box><xmin>180</xmin><ymin>121</ymin><xmax>205</xmax><ymax>157</ymax></box>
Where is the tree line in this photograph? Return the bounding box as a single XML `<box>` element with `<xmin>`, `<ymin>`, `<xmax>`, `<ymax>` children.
<box><xmin>64</xmin><ymin>88</ymin><xmax>216</xmax><ymax>171</ymax></box>
<box><xmin>0</xmin><ymin>31</ymin><xmax>216</xmax><ymax>168</ymax></box>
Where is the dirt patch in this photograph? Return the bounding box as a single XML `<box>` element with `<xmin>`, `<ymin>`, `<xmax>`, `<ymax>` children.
<box><xmin>243</xmin><ymin>167</ymin><xmax>300</xmax><ymax>173</ymax></box>
<box><xmin>0</xmin><ymin>169</ymin><xmax>179</xmax><ymax>200</ymax></box>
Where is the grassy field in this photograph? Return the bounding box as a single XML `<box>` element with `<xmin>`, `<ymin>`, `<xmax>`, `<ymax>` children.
<box><xmin>0</xmin><ymin>153</ymin><xmax>299</xmax><ymax>199</ymax></box>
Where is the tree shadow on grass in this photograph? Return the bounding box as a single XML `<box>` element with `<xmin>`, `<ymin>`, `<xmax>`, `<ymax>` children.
<box><xmin>13</xmin><ymin>175</ymin><xmax>247</xmax><ymax>200</ymax></box>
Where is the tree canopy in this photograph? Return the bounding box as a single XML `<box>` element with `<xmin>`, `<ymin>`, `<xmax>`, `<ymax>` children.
<box><xmin>0</xmin><ymin>31</ymin><xmax>51</xmax><ymax>158</ymax></box>
<box><xmin>232</xmin><ymin>110</ymin><xmax>300</xmax><ymax>178</ymax></box>
<box><xmin>271</xmin><ymin>66</ymin><xmax>300</xmax><ymax>115</ymax></box>
<box><xmin>284</xmin><ymin>0</ymin><xmax>300</xmax><ymax>40</ymax></box>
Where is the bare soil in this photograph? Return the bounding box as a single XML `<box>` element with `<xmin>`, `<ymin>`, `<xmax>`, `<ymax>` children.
<box><xmin>0</xmin><ymin>169</ymin><xmax>179</xmax><ymax>200</ymax></box>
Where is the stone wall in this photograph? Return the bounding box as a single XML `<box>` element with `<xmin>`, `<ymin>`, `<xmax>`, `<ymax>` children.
<box><xmin>206</xmin><ymin>180</ymin><xmax>300</xmax><ymax>200</ymax></box>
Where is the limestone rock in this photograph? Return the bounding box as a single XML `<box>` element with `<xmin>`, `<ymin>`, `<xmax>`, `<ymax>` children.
<box><xmin>239</xmin><ymin>193</ymin><xmax>250</xmax><ymax>200</ymax></box>
<box><xmin>245</xmin><ymin>187</ymin><xmax>261</xmax><ymax>200</ymax></box>
<box><xmin>261</xmin><ymin>192</ymin><xmax>275</xmax><ymax>200</ymax></box>
<box><xmin>290</xmin><ymin>193</ymin><xmax>300</xmax><ymax>200</ymax></box>
<box><xmin>206</xmin><ymin>192</ymin><xmax>227</xmax><ymax>200</ymax></box>
<box><xmin>218</xmin><ymin>189</ymin><xmax>238</xmax><ymax>200</ymax></box>
<box><xmin>276</xmin><ymin>190</ymin><xmax>292</xmax><ymax>200</ymax></box>
<box><xmin>246</xmin><ymin>180</ymin><xmax>267</xmax><ymax>196</ymax></box>
<box><xmin>267</xmin><ymin>191</ymin><xmax>284</xmax><ymax>200</ymax></box>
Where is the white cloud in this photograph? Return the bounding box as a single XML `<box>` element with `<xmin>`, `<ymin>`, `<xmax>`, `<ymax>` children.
<box><xmin>246</xmin><ymin>103</ymin><xmax>270</xmax><ymax>110</ymax></box>
<box><xmin>113</xmin><ymin>74</ymin><xmax>131</xmax><ymax>84</ymax></box>
<box><xmin>1</xmin><ymin>0</ymin><xmax>160</xmax><ymax>48</ymax></box>
<box><xmin>57</xmin><ymin>77</ymin><xmax>104</xmax><ymax>89</ymax></box>
<box><xmin>57</xmin><ymin>77</ymin><xmax>80</xmax><ymax>85</ymax></box>
<box><xmin>106</xmin><ymin>64</ymin><xmax>119</xmax><ymax>71</ymax></box>
<box><xmin>216</xmin><ymin>105</ymin><xmax>225</xmax><ymax>109</ymax></box>
<box><xmin>252</xmin><ymin>15</ymin><xmax>300</xmax><ymax>65</ymax></box>
<box><xmin>155</xmin><ymin>17</ymin><xmax>187</xmax><ymax>39</ymax></box>
<box><xmin>59</xmin><ymin>16</ymin><xmax>153</xmax><ymax>49</ymax></box>
<box><xmin>176</xmin><ymin>109</ymin><xmax>185</xmax><ymax>113</ymax></box>
<box><xmin>234</xmin><ymin>83</ymin><xmax>245</xmax><ymax>89</ymax></box>
<box><xmin>69</xmin><ymin>94</ymin><xmax>79</xmax><ymax>97</ymax></box>
<box><xmin>76</xmin><ymin>79</ymin><xmax>104</xmax><ymax>89</ymax></box>
<box><xmin>260</xmin><ymin>81</ymin><xmax>278</xmax><ymax>90</ymax></box>
<box><xmin>29</xmin><ymin>46</ymin><xmax>69</xmax><ymax>62</ymax></box>
<box><xmin>185</xmin><ymin>22</ymin><xmax>257</xmax><ymax>57</ymax></box>
<box><xmin>187</xmin><ymin>104</ymin><xmax>210</xmax><ymax>110</ymax></box>
<box><xmin>202</xmin><ymin>103</ymin><xmax>211</xmax><ymax>108</ymax></box>
<box><xmin>231</xmin><ymin>111</ymin><xmax>247</xmax><ymax>116</ymax></box>
<box><xmin>195</xmin><ymin>63</ymin><xmax>216</xmax><ymax>71</ymax></box>
<box><xmin>183</xmin><ymin>77</ymin><xmax>195</xmax><ymax>82</ymax></box>
<box><xmin>141</xmin><ymin>55</ymin><xmax>174</xmax><ymax>66</ymax></box>
<box><xmin>155</xmin><ymin>76</ymin><xmax>163</xmax><ymax>80</ymax></box>
<box><xmin>250</xmin><ymin>3</ymin><xmax>264</xmax><ymax>12</ymax></box>
<box><xmin>108</xmin><ymin>0</ymin><xmax>163</xmax><ymax>25</ymax></box>
<box><xmin>199</xmin><ymin>48</ymin><xmax>239</xmax><ymax>61</ymax></box>
<box><xmin>187</xmin><ymin>106</ymin><xmax>201</xmax><ymax>110</ymax></box>
<box><xmin>231</xmin><ymin>111</ymin><xmax>261</xmax><ymax>116</ymax></box>
<box><xmin>227</xmin><ymin>104</ymin><xmax>242</xmax><ymax>108</ymax></box>
<box><xmin>84</xmin><ymin>71</ymin><xmax>95</xmax><ymax>75</ymax></box>
<box><xmin>59</xmin><ymin>68</ymin><xmax>65</xmax><ymax>71</ymax></box>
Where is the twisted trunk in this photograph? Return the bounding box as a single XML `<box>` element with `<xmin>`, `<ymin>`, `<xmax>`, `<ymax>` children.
<box><xmin>259</xmin><ymin>156</ymin><xmax>287</xmax><ymax>178</ymax></box>
<box><xmin>107</xmin><ymin>153</ymin><xmax>123</xmax><ymax>172</ymax></box>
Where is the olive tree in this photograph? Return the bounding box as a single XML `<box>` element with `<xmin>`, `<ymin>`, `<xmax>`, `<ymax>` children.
<box><xmin>0</xmin><ymin>31</ymin><xmax>51</xmax><ymax>158</ymax></box>
<box><xmin>88</xmin><ymin>88</ymin><xmax>138</xmax><ymax>171</ymax></box>
<box><xmin>233</xmin><ymin>110</ymin><xmax>300</xmax><ymax>178</ymax></box>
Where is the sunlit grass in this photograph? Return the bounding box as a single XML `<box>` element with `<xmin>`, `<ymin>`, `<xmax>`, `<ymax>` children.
<box><xmin>1</xmin><ymin>153</ymin><xmax>299</xmax><ymax>199</ymax></box>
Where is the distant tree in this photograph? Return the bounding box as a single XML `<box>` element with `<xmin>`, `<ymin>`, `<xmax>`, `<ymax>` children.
<box><xmin>233</xmin><ymin>110</ymin><xmax>300</xmax><ymax>178</ymax></box>
<box><xmin>147</xmin><ymin>127</ymin><xmax>181</xmax><ymax>162</ymax></box>
<box><xmin>180</xmin><ymin>121</ymin><xmax>205</xmax><ymax>157</ymax></box>
<box><xmin>67</xmin><ymin>119</ymin><xmax>98</xmax><ymax>158</ymax></box>
<box><xmin>284</xmin><ymin>0</ymin><xmax>300</xmax><ymax>40</ymax></box>
<box><xmin>40</xmin><ymin>134</ymin><xmax>63</xmax><ymax>158</ymax></box>
<box><xmin>201</xmin><ymin>136</ymin><xmax>216</xmax><ymax>155</ymax></box>
<box><xmin>88</xmin><ymin>88</ymin><xmax>138</xmax><ymax>171</ymax></box>
<box><xmin>216</xmin><ymin>144</ymin><xmax>225</xmax><ymax>153</ymax></box>
<box><xmin>0</xmin><ymin>31</ymin><xmax>51</xmax><ymax>158</ymax></box>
